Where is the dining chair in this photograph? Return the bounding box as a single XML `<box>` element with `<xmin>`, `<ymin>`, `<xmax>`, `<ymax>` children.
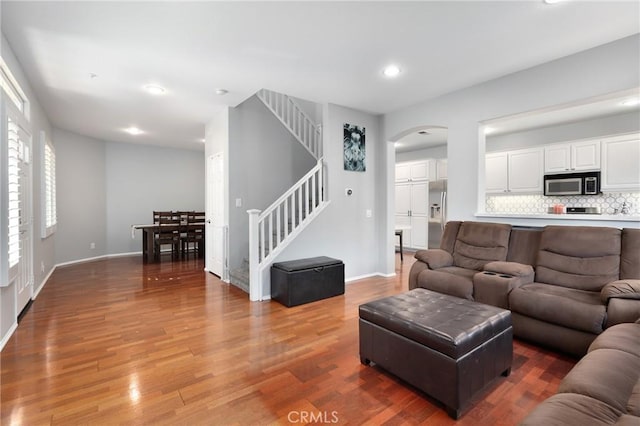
<box><xmin>181</xmin><ymin>212</ymin><xmax>205</xmax><ymax>259</ymax></box>
<box><xmin>154</xmin><ymin>214</ymin><xmax>181</xmax><ymax>261</ymax></box>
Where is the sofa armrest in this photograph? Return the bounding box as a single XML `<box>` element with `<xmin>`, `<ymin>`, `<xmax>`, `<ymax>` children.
<box><xmin>601</xmin><ymin>279</ymin><xmax>640</xmax><ymax>303</ymax></box>
<box><xmin>414</xmin><ymin>249</ymin><xmax>453</xmax><ymax>270</ymax></box>
<box><xmin>483</xmin><ymin>261</ymin><xmax>534</xmax><ymax>278</ymax></box>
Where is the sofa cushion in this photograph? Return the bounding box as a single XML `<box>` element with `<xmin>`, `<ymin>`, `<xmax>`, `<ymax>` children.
<box><xmin>589</xmin><ymin>323</ymin><xmax>640</xmax><ymax>356</ymax></box>
<box><xmin>621</xmin><ymin>228</ymin><xmax>640</xmax><ymax>280</ymax></box>
<box><xmin>520</xmin><ymin>393</ymin><xmax>623</xmax><ymax>426</ymax></box>
<box><xmin>601</xmin><ymin>280</ymin><xmax>640</xmax><ymax>303</ymax></box>
<box><xmin>558</xmin><ymin>348</ymin><xmax>640</xmax><ymax>414</ymax></box>
<box><xmin>509</xmin><ymin>283</ymin><xmax>606</xmax><ymax>334</ymax></box>
<box><xmin>617</xmin><ymin>414</ymin><xmax>640</xmax><ymax>426</ymax></box>
<box><xmin>414</xmin><ymin>249</ymin><xmax>453</xmax><ymax>270</ymax></box>
<box><xmin>417</xmin><ymin>267</ymin><xmax>475</xmax><ymax>300</ymax></box>
<box><xmin>452</xmin><ymin>222</ymin><xmax>511</xmax><ymax>270</ymax></box>
<box><xmin>535</xmin><ymin>226</ymin><xmax>621</xmax><ymax>291</ymax></box>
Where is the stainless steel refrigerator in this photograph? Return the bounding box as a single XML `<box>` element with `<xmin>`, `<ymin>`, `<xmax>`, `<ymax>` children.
<box><xmin>428</xmin><ymin>179</ymin><xmax>447</xmax><ymax>249</ymax></box>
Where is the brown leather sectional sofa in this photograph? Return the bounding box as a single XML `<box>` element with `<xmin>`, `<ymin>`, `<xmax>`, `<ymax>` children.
<box><xmin>409</xmin><ymin>221</ymin><xmax>640</xmax><ymax>357</ymax></box>
<box><xmin>521</xmin><ymin>320</ymin><xmax>640</xmax><ymax>425</ymax></box>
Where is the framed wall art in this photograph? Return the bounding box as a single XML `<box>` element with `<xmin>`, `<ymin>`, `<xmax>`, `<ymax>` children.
<box><xmin>343</xmin><ymin>123</ymin><xmax>365</xmax><ymax>172</ymax></box>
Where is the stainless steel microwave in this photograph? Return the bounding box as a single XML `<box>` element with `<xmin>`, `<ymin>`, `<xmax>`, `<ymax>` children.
<box><xmin>544</xmin><ymin>171</ymin><xmax>600</xmax><ymax>196</ymax></box>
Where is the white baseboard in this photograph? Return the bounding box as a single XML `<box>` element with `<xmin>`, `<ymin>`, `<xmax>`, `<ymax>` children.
<box><xmin>345</xmin><ymin>272</ymin><xmax>395</xmax><ymax>283</ymax></box>
<box><xmin>34</xmin><ymin>265</ymin><xmax>57</xmax><ymax>299</ymax></box>
<box><xmin>0</xmin><ymin>321</ymin><xmax>18</xmax><ymax>352</ymax></box>
<box><xmin>55</xmin><ymin>251</ymin><xmax>141</xmax><ymax>268</ymax></box>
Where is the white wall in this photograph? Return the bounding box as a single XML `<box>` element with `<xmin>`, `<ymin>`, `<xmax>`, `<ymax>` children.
<box><xmin>227</xmin><ymin>95</ymin><xmax>316</xmax><ymax>275</ymax></box>
<box><xmin>383</xmin><ymin>34</ymin><xmax>640</xmax><ymax>225</ymax></box>
<box><xmin>1</xmin><ymin>34</ymin><xmax>54</xmax><ymax>345</ymax></box>
<box><xmin>54</xmin><ymin>128</ymin><xmax>106</xmax><ymax>264</ymax></box>
<box><xmin>272</xmin><ymin>104</ymin><xmax>382</xmax><ymax>296</ymax></box>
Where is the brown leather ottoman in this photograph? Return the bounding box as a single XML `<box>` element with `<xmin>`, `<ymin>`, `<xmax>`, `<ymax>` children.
<box><xmin>359</xmin><ymin>288</ymin><xmax>512</xmax><ymax>419</ymax></box>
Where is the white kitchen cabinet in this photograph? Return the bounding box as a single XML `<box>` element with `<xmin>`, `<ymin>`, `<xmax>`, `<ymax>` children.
<box><xmin>436</xmin><ymin>159</ymin><xmax>448</xmax><ymax>180</ymax></box>
<box><xmin>601</xmin><ymin>134</ymin><xmax>640</xmax><ymax>191</ymax></box>
<box><xmin>395</xmin><ymin>181</ymin><xmax>428</xmax><ymax>250</ymax></box>
<box><xmin>395</xmin><ymin>161</ymin><xmax>429</xmax><ymax>182</ymax></box>
<box><xmin>544</xmin><ymin>140</ymin><xmax>600</xmax><ymax>173</ymax></box>
<box><xmin>486</xmin><ymin>152</ymin><xmax>508</xmax><ymax>193</ymax></box>
<box><xmin>486</xmin><ymin>148</ymin><xmax>543</xmax><ymax>194</ymax></box>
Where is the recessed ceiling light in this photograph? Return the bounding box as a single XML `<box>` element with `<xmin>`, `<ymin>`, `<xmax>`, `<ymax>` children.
<box><xmin>124</xmin><ymin>127</ymin><xmax>144</xmax><ymax>136</ymax></box>
<box><xmin>621</xmin><ymin>98</ymin><xmax>640</xmax><ymax>107</ymax></box>
<box><xmin>383</xmin><ymin>65</ymin><xmax>401</xmax><ymax>78</ymax></box>
<box><xmin>144</xmin><ymin>84</ymin><xmax>166</xmax><ymax>95</ymax></box>
<box><xmin>543</xmin><ymin>0</ymin><xmax>562</xmax><ymax>4</ymax></box>
<box><xmin>215</xmin><ymin>88</ymin><xmax>228</xmax><ymax>96</ymax></box>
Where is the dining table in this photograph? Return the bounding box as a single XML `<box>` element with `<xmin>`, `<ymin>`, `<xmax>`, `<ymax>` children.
<box><xmin>132</xmin><ymin>222</ymin><xmax>205</xmax><ymax>262</ymax></box>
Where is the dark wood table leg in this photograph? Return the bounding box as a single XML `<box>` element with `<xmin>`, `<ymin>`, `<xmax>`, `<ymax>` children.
<box><xmin>143</xmin><ymin>228</ymin><xmax>155</xmax><ymax>263</ymax></box>
<box><xmin>395</xmin><ymin>230</ymin><xmax>403</xmax><ymax>261</ymax></box>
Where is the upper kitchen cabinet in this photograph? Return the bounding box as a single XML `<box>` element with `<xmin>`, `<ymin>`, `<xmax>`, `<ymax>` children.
<box><xmin>437</xmin><ymin>159</ymin><xmax>448</xmax><ymax>180</ymax></box>
<box><xmin>544</xmin><ymin>140</ymin><xmax>600</xmax><ymax>173</ymax></box>
<box><xmin>601</xmin><ymin>133</ymin><xmax>640</xmax><ymax>191</ymax></box>
<box><xmin>486</xmin><ymin>148</ymin><xmax>543</xmax><ymax>193</ymax></box>
<box><xmin>395</xmin><ymin>161</ymin><xmax>429</xmax><ymax>182</ymax></box>
<box><xmin>427</xmin><ymin>158</ymin><xmax>448</xmax><ymax>181</ymax></box>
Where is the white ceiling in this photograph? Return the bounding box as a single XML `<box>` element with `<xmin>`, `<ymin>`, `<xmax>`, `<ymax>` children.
<box><xmin>2</xmin><ymin>1</ymin><xmax>639</xmax><ymax>151</ymax></box>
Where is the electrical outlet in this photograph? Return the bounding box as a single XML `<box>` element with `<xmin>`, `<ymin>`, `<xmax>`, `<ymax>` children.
<box><xmin>90</xmin><ymin>242</ymin><xmax>96</xmax><ymax>249</ymax></box>
<box><xmin>236</xmin><ymin>198</ymin><xmax>242</xmax><ymax>207</ymax></box>
<box><xmin>41</xmin><ymin>261</ymin><xmax>45</xmax><ymax>273</ymax></box>
<box><xmin>366</xmin><ymin>209</ymin><xmax>372</xmax><ymax>218</ymax></box>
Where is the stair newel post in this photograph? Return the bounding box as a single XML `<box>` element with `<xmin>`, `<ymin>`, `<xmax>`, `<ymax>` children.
<box><xmin>247</xmin><ymin>209</ymin><xmax>262</xmax><ymax>301</ymax></box>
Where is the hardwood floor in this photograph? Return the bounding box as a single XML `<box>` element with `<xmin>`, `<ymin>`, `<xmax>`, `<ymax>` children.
<box><xmin>1</xmin><ymin>253</ymin><xmax>576</xmax><ymax>425</ymax></box>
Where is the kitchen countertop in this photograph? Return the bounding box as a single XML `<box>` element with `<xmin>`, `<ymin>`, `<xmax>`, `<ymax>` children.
<box><xmin>476</xmin><ymin>213</ymin><xmax>640</xmax><ymax>228</ymax></box>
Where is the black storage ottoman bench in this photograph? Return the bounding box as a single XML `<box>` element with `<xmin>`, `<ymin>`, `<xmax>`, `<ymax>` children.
<box><xmin>359</xmin><ymin>288</ymin><xmax>512</xmax><ymax>419</ymax></box>
<box><xmin>271</xmin><ymin>256</ymin><xmax>344</xmax><ymax>307</ymax></box>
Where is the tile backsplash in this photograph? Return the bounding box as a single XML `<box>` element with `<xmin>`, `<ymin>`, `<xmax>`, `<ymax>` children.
<box><xmin>485</xmin><ymin>192</ymin><xmax>640</xmax><ymax>216</ymax></box>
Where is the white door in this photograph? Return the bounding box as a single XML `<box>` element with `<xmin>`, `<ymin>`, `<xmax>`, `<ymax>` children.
<box><xmin>207</xmin><ymin>153</ymin><xmax>225</xmax><ymax>278</ymax></box>
<box><xmin>16</xmin><ymin>135</ymin><xmax>32</xmax><ymax>313</ymax></box>
<box><xmin>6</xmin><ymin>108</ymin><xmax>33</xmax><ymax>314</ymax></box>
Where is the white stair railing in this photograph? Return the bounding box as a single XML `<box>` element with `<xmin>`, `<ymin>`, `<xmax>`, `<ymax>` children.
<box><xmin>247</xmin><ymin>158</ymin><xmax>326</xmax><ymax>301</ymax></box>
<box><xmin>257</xmin><ymin>89</ymin><xmax>322</xmax><ymax>160</ymax></box>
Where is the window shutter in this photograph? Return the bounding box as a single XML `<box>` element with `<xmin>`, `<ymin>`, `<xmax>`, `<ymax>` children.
<box><xmin>41</xmin><ymin>131</ymin><xmax>57</xmax><ymax>237</ymax></box>
<box><xmin>7</xmin><ymin>116</ymin><xmax>21</xmax><ymax>268</ymax></box>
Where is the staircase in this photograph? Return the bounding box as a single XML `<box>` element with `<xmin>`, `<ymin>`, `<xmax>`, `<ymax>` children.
<box><xmin>242</xmin><ymin>89</ymin><xmax>327</xmax><ymax>301</ymax></box>
<box><xmin>256</xmin><ymin>89</ymin><xmax>322</xmax><ymax>160</ymax></box>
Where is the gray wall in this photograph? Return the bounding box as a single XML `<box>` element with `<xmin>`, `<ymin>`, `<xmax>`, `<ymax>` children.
<box><xmin>1</xmin><ymin>34</ymin><xmax>54</xmax><ymax>345</ymax></box>
<box><xmin>54</xmin><ymin>129</ymin><xmax>107</xmax><ymax>264</ymax></box>
<box><xmin>396</xmin><ymin>144</ymin><xmax>447</xmax><ymax>163</ymax></box>
<box><xmin>105</xmin><ymin>141</ymin><xmax>205</xmax><ymax>254</ymax></box>
<box><xmin>273</xmin><ymin>104</ymin><xmax>381</xmax><ymax>295</ymax></box>
<box><xmin>486</xmin><ymin>110</ymin><xmax>640</xmax><ymax>153</ymax></box>
<box><xmin>228</xmin><ymin>95</ymin><xmax>316</xmax><ymax>273</ymax></box>
<box><xmin>52</xmin><ymin>129</ymin><xmax>205</xmax><ymax>263</ymax></box>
